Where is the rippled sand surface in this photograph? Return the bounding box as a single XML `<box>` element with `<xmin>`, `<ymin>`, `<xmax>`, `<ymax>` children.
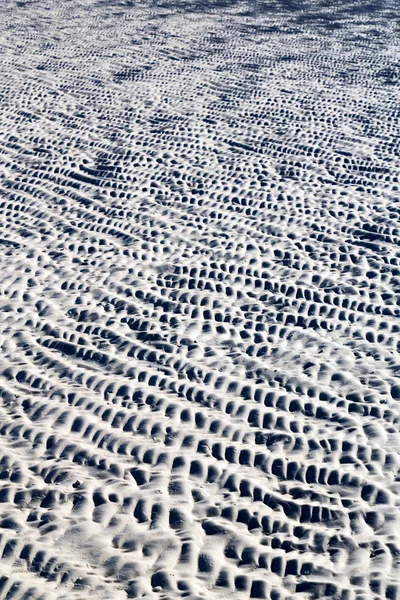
<box><xmin>0</xmin><ymin>1</ymin><xmax>399</xmax><ymax>598</ymax></box>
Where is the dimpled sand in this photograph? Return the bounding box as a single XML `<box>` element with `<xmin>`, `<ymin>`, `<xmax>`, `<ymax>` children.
<box><xmin>0</xmin><ymin>1</ymin><xmax>399</xmax><ymax>599</ymax></box>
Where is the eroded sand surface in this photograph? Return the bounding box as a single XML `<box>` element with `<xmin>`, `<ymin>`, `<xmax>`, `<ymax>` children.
<box><xmin>0</xmin><ymin>1</ymin><xmax>400</xmax><ymax>599</ymax></box>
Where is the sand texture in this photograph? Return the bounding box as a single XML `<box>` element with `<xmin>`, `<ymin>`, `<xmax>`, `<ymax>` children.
<box><xmin>0</xmin><ymin>0</ymin><xmax>400</xmax><ymax>599</ymax></box>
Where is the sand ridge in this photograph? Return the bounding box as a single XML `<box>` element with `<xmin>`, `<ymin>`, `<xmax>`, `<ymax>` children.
<box><xmin>0</xmin><ymin>0</ymin><xmax>399</xmax><ymax>599</ymax></box>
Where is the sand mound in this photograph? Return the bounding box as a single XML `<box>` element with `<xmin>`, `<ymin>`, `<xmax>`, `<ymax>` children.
<box><xmin>0</xmin><ymin>0</ymin><xmax>399</xmax><ymax>598</ymax></box>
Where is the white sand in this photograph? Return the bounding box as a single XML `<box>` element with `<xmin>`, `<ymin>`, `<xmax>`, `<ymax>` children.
<box><xmin>0</xmin><ymin>0</ymin><xmax>399</xmax><ymax>599</ymax></box>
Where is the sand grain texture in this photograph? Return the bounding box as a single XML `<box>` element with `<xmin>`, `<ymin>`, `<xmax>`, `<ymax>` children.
<box><xmin>0</xmin><ymin>0</ymin><xmax>400</xmax><ymax>599</ymax></box>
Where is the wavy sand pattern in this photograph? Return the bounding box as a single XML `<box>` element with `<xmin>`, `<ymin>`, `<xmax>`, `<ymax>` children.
<box><xmin>0</xmin><ymin>1</ymin><xmax>400</xmax><ymax>599</ymax></box>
